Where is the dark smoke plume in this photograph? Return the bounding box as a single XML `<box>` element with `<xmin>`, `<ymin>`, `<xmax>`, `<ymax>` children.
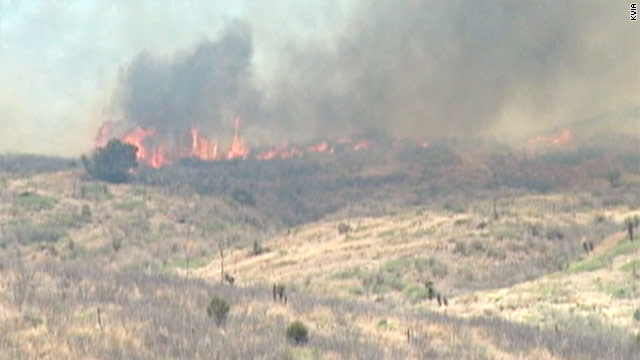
<box><xmin>113</xmin><ymin>22</ymin><xmax>261</xmax><ymax>149</ymax></box>
<box><xmin>114</xmin><ymin>1</ymin><xmax>638</xmax><ymax>146</ymax></box>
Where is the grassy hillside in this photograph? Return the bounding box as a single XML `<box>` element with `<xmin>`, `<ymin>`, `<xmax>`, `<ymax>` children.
<box><xmin>0</xmin><ymin>152</ymin><xmax>638</xmax><ymax>359</ymax></box>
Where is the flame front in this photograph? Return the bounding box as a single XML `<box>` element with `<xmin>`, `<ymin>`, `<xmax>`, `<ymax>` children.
<box><xmin>528</xmin><ymin>128</ymin><xmax>574</xmax><ymax>147</ymax></box>
<box><xmin>191</xmin><ymin>126</ymin><xmax>219</xmax><ymax>160</ymax></box>
<box><xmin>257</xmin><ymin>143</ymin><xmax>303</xmax><ymax>160</ymax></box>
<box><xmin>93</xmin><ymin>117</ymin><xmax>380</xmax><ymax>168</ymax></box>
<box><xmin>353</xmin><ymin>139</ymin><xmax>372</xmax><ymax>151</ymax></box>
<box><xmin>227</xmin><ymin>117</ymin><xmax>249</xmax><ymax>160</ymax></box>
<box><xmin>308</xmin><ymin>141</ymin><xmax>331</xmax><ymax>153</ymax></box>
<box><xmin>149</xmin><ymin>145</ymin><xmax>169</xmax><ymax>168</ymax></box>
<box><xmin>123</xmin><ymin>127</ymin><xmax>155</xmax><ymax>161</ymax></box>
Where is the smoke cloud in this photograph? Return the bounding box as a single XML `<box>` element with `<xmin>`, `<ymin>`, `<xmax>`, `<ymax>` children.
<box><xmin>261</xmin><ymin>0</ymin><xmax>638</xmax><ymax>142</ymax></box>
<box><xmin>1</xmin><ymin>1</ymin><xmax>637</xmax><ymax>155</ymax></box>
<box><xmin>113</xmin><ymin>22</ymin><xmax>261</xmax><ymax>150</ymax></box>
<box><xmin>116</xmin><ymin>0</ymin><xmax>638</xmax><ymax>147</ymax></box>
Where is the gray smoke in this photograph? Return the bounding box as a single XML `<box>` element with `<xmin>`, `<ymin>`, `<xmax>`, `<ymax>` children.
<box><xmin>114</xmin><ymin>0</ymin><xmax>638</xmax><ymax>146</ymax></box>
<box><xmin>113</xmin><ymin>22</ymin><xmax>261</xmax><ymax>149</ymax></box>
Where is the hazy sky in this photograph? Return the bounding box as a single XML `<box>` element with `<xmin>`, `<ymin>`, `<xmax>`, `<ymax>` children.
<box><xmin>0</xmin><ymin>0</ymin><xmax>351</xmax><ymax>155</ymax></box>
<box><xmin>0</xmin><ymin>1</ymin><xmax>637</xmax><ymax>156</ymax></box>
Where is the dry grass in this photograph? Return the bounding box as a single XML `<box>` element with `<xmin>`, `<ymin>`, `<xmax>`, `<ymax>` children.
<box><xmin>0</xmin><ymin>170</ymin><xmax>638</xmax><ymax>359</ymax></box>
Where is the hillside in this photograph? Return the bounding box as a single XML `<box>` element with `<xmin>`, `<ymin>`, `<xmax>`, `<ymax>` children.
<box><xmin>0</xmin><ymin>167</ymin><xmax>638</xmax><ymax>359</ymax></box>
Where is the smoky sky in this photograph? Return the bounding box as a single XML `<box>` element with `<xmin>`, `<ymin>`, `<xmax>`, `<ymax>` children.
<box><xmin>1</xmin><ymin>0</ymin><xmax>637</xmax><ymax>155</ymax></box>
<box><xmin>264</xmin><ymin>0</ymin><xmax>638</xmax><ymax>141</ymax></box>
<box><xmin>114</xmin><ymin>22</ymin><xmax>261</xmax><ymax>148</ymax></box>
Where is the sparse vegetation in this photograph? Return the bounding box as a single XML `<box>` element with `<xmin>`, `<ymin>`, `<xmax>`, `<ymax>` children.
<box><xmin>232</xmin><ymin>188</ymin><xmax>256</xmax><ymax>207</ymax></box>
<box><xmin>16</xmin><ymin>191</ymin><xmax>57</xmax><ymax>211</ymax></box>
<box><xmin>81</xmin><ymin>204</ymin><xmax>92</xmax><ymax>219</ymax></box>
<box><xmin>1</xmin><ymin>141</ymin><xmax>639</xmax><ymax>359</ymax></box>
<box><xmin>252</xmin><ymin>239</ymin><xmax>264</xmax><ymax>255</ymax></box>
<box><xmin>286</xmin><ymin>320</ymin><xmax>309</xmax><ymax>345</ymax></box>
<box><xmin>206</xmin><ymin>296</ymin><xmax>231</xmax><ymax>326</ymax></box>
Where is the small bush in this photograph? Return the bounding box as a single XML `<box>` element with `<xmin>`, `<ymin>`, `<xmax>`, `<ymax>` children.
<box><xmin>81</xmin><ymin>204</ymin><xmax>92</xmax><ymax>219</ymax></box>
<box><xmin>83</xmin><ymin>139</ymin><xmax>138</xmax><ymax>183</ymax></box>
<box><xmin>546</xmin><ymin>227</ymin><xmax>565</xmax><ymax>241</ymax></box>
<box><xmin>232</xmin><ymin>188</ymin><xmax>256</xmax><ymax>207</ymax></box>
<box><xmin>207</xmin><ymin>296</ymin><xmax>230</xmax><ymax>326</ymax></box>
<box><xmin>252</xmin><ymin>239</ymin><xmax>264</xmax><ymax>255</ymax></box>
<box><xmin>286</xmin><ymin>320</ymin><xmax>309</xmax><ymax>345</ymax></box>
<box><xmin>634</xmin><ymin>308</ymin><xmax>640</xmax><ymax>322</ymax></box>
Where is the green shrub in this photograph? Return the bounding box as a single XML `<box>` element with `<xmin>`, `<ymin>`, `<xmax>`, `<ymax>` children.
<box><xmin>207</xmin><ymin>296</ymin><xmax>230</xmax><ymax>326</ymax></box>
<box><xmin>286</xmin><ymin>320</ymin><xmax>309</xmax><ymax>345</ymax></box>
<box><xmin>16</xmin><ymin>192</ymin><xmax>57</xmax><ymax>211</ymax></box>
<box><xmin>232</xmin><ymin>188</ymin><xmax>256</xmax><ymax>207</ymax></box>
<box><xmin>83</xmin><ymin>139</ymin><xmax>138</xmax><ymax>183</ymax></box>
<box><xmin>81</xmin><ymin>204</ymin><xmax>92</xmax><ymax>219</ymax></box>
<box><xmin>252</xmin><ymin>239</ymin><xmax>264</xmax><ymax>255</ymax></box>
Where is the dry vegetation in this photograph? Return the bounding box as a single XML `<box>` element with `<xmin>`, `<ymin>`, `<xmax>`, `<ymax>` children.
<box><xmin>0</xmin><ymin>146</ymin><xmax>639</xmax><ymax>359</ymax></box>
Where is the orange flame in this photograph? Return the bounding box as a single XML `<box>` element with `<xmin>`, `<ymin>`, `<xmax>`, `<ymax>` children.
<box><xmin>149</xmin><ymin>145</ymin><xmax>169</xmax><ymax>168</ymax></box>
<box><xmin>308</xmin><ymin>141</ymin><xmax>331</xmax><ymax>153</ymax></box>
<box><xmin>527</xmin><ymin>128</ymin><xmax>574</xmax><ymax>146</ymax></box>
<box><xmin>257</xmin><ymin>143</ymin><xmax>303</xmax><ymax>160</ymax></box>
<box><xmin>95</xmin><ymin>117</ymin><xmax>376</xmax><ymax>168</ymax></box>
<box><xmin>123</xmin><ymin>127</ymin><xmax>155</xmax><ymax>160</ymax></box>
<box><xmin>191</xmin><ymin>126</ymin><xmax>219</xmax><ymax>160</ymax></box>
<box><xmin>353</xmin><ymin>139</ymin><xmax>372</xmax><ymax>151</ymax></box>
<box><xmin>227</xmin><ymin>117</ymin><xmax>249</xmax><ymax>159</ymax></box>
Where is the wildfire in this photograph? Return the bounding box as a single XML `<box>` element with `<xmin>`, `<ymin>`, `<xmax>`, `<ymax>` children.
<box><xmin>191</xmin><ymin>126</ymin><xmax>219</xmax><ymax>160</ymax></box>
<box><xmin>307</xmin><ymin>141</ymin><xmax>332</xmax><ymax>153</ymax></box>
<box><xmin>93</xmin><ymin>117</ymin><xmax>379</xmax><ymax>168</ymax></box>
<box><xmin>149</xmin><ymin>146</ymin><xmax>169</xmax><ymax>168</ymax></box>
<box><xmin>227</xmin><ymin>117</ymin><xmax>249</xmax><ymax>160</ymax></box>
<box><xmin>528</xmin><ymin>128</ymin><xmax>574</xmax><ymax>146</ymax></box>
<box><xmin>353</xmin><ymin>139</ymin><xmax>372</xmax><ymax>151</ymax></box>
<box><xmin>123</xmin><ymin>127</ymin><xmax>155</xmax><ymax>160</ymax></box>
<box><xmin>94</xmin><ymin>121</ymin><xmax>113</xmax><ymax>149</ymax></box>
<box><xmin>121</xmin><ymin>127</ymin><xmax>170</xmax><ymax>168</ymax></box>
<box><xmin>257</xmin><ymin>143</ymin><xmax>304</xmax><ymax>160</ymax></box>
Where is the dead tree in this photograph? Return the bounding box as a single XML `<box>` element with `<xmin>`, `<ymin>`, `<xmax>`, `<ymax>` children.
<box><xmin>406</xmin><ymin>328</ymin><xmax>413</xmax><ymax>344</ymax></box>
<box><xmin>224</xmin><ymin>272</ymin><xmax>235</xmax><ymax>286</ymax></box>
<box><xmin>273</xmin><ymin>283</ymin><xmax>286</xmax><ymax>303</ymax></box>
<box><xmin>338</xmin><ymin>223</ymin><xmax>351</xmax><ymax>235</ymax></box>
<box><xmin>582</xmin><ymin>241</ymin><xmax>590</xmax><ymax>254</ymax></box>
<box><xmin>96</xmin><ymin>307</ymin><xmax>103</xmax><ymax>332</ymax></box>
<box><xmin>424</xmin><ymin>280</ymin><xmax>435</xmax><ymax>300</ymax></box>
<box><xmin>219</xmin><ymin>248</ymin><xmax>224</xmax><ymax>285</ymax></box>
<box><xmin>628</xmin><ymin>221</ymin><xmax>634</xmax><ymax>242</ymax></box>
